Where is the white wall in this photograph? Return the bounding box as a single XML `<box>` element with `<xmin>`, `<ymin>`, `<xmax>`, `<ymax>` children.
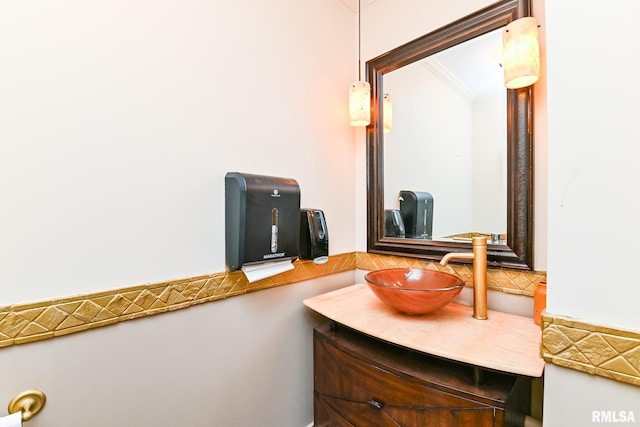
<box><xmin>543</xmin><ymin>0</ymin><xmax>640</xmax><ymax>423</ymax></box>
<box><xmin>0</xmin><ymin>0</ymin><xmax>356</xmax><ymax>425</ymax></box>
<box><xmin>0</xmin><ymin>0</ymin><xmax>356</xmax><ymax>306</ymax></box>
<box><xmin>545</xmin><ymin>0</ymin><xmax>640</xmax><ymax>329</ymax></box>
<box><xmin>543</xmin><ymin>364</ymin><xmax>640</xmax><ymax>426</ymax></box>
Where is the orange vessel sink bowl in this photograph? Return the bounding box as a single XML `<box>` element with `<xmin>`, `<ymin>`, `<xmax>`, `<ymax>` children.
<box><xmin>365</xmin><ymin>268</ymin><xmax>465</xmax><ymax>315</ymax></box>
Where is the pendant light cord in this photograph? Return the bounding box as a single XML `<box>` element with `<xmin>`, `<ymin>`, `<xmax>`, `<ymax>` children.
<box><xmin>358</xmin><ymin>0</ymin><xmax>362</xmax><ymax>80</ymax></box>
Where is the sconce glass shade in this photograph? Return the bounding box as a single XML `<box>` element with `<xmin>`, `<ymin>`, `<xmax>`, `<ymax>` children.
<box><xmin>383</xmin><ymin>93</ymin><xmax>393</xmax><ymax>133</ymax></box>
<box><xmin>502</xmin><ymin>16</ymin><xmax>540</xmax><ymax>89</ymax></box>
<box><xmin>349</xmin><ymin>80</ymin><xmax>371</xmax><ymax>126</ymax></box>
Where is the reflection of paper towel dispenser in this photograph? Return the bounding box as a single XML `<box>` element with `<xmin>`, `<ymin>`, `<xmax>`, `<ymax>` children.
<box><xmin>225</xmin><ymin>172</ymin><xmax>300</xmax><ymax>272</ymax></box>
<box><xmin>299</xmin><ymin>209</ymin><xmax>329</xmax><ymax>264</ymax></box>
<box><xmin>399</xmin><ymin>190</ymin><xmax>433</xmax><ymax>239</ymax></box>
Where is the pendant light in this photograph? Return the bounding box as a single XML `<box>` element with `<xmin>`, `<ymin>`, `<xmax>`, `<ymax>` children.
<box><xmin>502</xmin><ymin>17</ymin><xmax>540</xmax><ymax>89</ymax></box>
<box><xmin>349</xmin><ymin>0</ymin><xmax>370</xmax><ymax>126</ymax></box>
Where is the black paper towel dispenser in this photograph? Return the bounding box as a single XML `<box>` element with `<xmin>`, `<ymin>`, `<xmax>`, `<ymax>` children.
<box><xmin>299</xmin><ymin>209</ymin><xmax>329</xmax><ymax>264</ymax></box>
<box><xmin>225</xmin><ymin>172</ymin><xmax>300</xmax><ymax>272</ymax></box>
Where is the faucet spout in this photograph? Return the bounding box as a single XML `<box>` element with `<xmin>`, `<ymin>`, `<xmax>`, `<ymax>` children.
<box><xmin>439</xmin><ymin>237</ymin><xmax>488</xmax><ymax>320</ymax></box>
<box><xmin>440</xmin><ymin>252</ymin><xmax>474</xmax><ymax>265</ymax></box>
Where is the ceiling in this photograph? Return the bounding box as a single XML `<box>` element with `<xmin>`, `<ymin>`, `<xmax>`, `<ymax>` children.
<box><xmin>430</xmin><ymin>28</ymin><xmax>504</xmax><ymax>98</ymax></box>
<box><xmin>340</xmin><ymin>0</ymin><xmax>376</xmax><ymax>12</ymax></box>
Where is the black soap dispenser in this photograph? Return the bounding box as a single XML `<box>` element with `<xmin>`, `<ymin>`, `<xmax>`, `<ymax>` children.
<box><xmin>384</xmin><ymin>209</ymin><xmax>406</xmax><ymax>237</ymax></box>
<box><xmin>300</xmin><ymin>209</ymin><xmax>329</xmax><ymax>264</ymax></box>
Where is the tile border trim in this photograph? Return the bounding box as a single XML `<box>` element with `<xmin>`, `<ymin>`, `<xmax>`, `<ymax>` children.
<box><xmin>0</xmin><ymin>253</ymin><xmax>357</xmax><ymax>348</ymax></box>
<box><xmin>0</xmin><ymin>252</ymin><xmax>543</xmax><ymax>349</ymax></box>
<box><xmin>542</xmin><ymin>312</ymin><xmax>640</xmax><ymax>387</ymax></box>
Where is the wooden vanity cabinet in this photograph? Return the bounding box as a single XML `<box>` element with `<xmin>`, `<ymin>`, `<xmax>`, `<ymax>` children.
<box><xmin>314</xmin><ymin>323</ymin><xmax>531</xmax><ymax>427</ymax></box>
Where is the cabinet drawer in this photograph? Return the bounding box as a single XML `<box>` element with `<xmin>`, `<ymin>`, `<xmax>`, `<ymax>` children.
<box><xmin>315</xmin><ymin>393</ymin><xmax>499</xmax><ymax>427</ymax></box>
<box><xmin>313</xmin><ymin>323</ymin><xmax>524</xmax><ymax>427</ymax></box>
<box><xmin>315</xmin><ymin>330</ymin><xmax>488</xmax><ymax>408</ymax></box>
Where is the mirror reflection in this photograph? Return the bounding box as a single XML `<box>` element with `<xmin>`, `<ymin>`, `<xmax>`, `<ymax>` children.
<box><xmin>383</xmin><ymin>28</ymin><xmax>507</xmax><ymax>242</ymax></box>
<box><xmin>366</xmin><ymin>0</ymin><xmax>534</xmax><ymax>270</ymax></box>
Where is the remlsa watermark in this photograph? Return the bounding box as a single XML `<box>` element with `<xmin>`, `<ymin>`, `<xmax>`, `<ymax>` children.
<box><xmin>592</xmin><ymin>410</ymin><xmax>636</xmax><ymax>424</ymax></box>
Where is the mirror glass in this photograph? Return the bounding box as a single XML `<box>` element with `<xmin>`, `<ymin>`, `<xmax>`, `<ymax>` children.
<box><xmin>366</xmin><ymin>0</ymin><xmax>534</xmax><ymax>270</ymax></box>
<box><xmin>383</xmin><ymin>28</ymin><xmax>506</xmax><ymax>240</ymax></box>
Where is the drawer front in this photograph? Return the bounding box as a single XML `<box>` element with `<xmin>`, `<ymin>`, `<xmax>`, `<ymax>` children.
<box><xmin>314</xmin><ymin>332</ymin><xmax>502</xmax><ymax>426</ymax></box>
<box><xmin>315</xmin><ymin>393</ymin><xmax>497</xmax><ymax>427</ymax></box>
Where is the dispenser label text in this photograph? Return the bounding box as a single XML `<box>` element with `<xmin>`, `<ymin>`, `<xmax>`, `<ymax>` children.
<box><xmin>263</xmin><ymin>252</ymin><xmax>285</xmax><ymax>259</ymax></box>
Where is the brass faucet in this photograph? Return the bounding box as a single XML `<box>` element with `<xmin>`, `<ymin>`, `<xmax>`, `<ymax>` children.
<box><xmin>440</xmin><ymin>236</ymin><xmax>488</xmax><ymax>320</ymax></box>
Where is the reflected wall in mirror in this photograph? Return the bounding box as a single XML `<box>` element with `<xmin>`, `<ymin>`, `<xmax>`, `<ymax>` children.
<box><xmin>384</xmin><ymin>28</ymin><xmax>507</xmax><ymax>239</ymax></box>
<box><xmin>367</xmin><ymin>0</ymin><xmax>534</xmax><ymax>270</ymax></box>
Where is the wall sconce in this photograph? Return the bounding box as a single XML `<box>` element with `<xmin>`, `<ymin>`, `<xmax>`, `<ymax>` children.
<box><xmin>383</xmin><ymin>93</ymin><xmax>393</xmax><ymax>133</ymax></box>
<box><xmin>349</xmin><ymin>0</ymin><xmax>370</xmax><ymax>126</ymax></box>
<box><xmin>502</xmin><ymin>16</ymin><xmax>540</xmax><ymax>89</ymax></box>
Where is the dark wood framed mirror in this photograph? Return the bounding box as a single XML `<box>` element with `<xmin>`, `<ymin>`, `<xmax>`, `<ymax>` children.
<box><xmin>366</xmin><ymin>0</ymin><xmax>533</xmax><ymax>270</ymax></box>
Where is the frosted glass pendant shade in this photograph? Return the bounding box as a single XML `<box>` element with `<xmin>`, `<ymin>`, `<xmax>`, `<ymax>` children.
<box><xmin>502</xmin><ymin>17</ymin><xmax>540</xmax><ymax>89</ymax></box>
<box><xmin>383</xmin><ymin>93</ymin><xmax>393</xmax><ymax>133</ymax></box>
<box><xmin>349</xmin><ymin>80</ymin><xmax>371</xmax><ymax>126</ymax></box>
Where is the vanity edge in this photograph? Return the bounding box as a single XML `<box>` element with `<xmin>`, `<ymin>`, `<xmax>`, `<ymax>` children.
<box><xmin>303</xmin><ymin>283</ymin><xmax>544</xmax><ymax>378</ymax></box>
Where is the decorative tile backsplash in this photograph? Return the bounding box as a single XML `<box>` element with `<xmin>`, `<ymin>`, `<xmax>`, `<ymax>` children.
<box><xmin>356</xmin><ymin>252</ymin><xmax>546</xmax><ymax>296</ymax></box>
<box><xmin>3</xmin><ymin>250</ymin><xmax>639</xmax><ymax>388</ymax></box>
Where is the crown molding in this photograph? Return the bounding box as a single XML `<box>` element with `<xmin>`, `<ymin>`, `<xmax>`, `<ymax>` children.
<box><xmin>340</xmin><ymin>0</ymin><xmax>377</xmax><ymax>12</ymax></box>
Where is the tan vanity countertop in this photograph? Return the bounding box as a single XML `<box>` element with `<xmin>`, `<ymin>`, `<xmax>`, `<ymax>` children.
<box><xmin>303</xmin><ymin>283</ymin><xmax>544</xmax><ymax>378</ymax></box>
